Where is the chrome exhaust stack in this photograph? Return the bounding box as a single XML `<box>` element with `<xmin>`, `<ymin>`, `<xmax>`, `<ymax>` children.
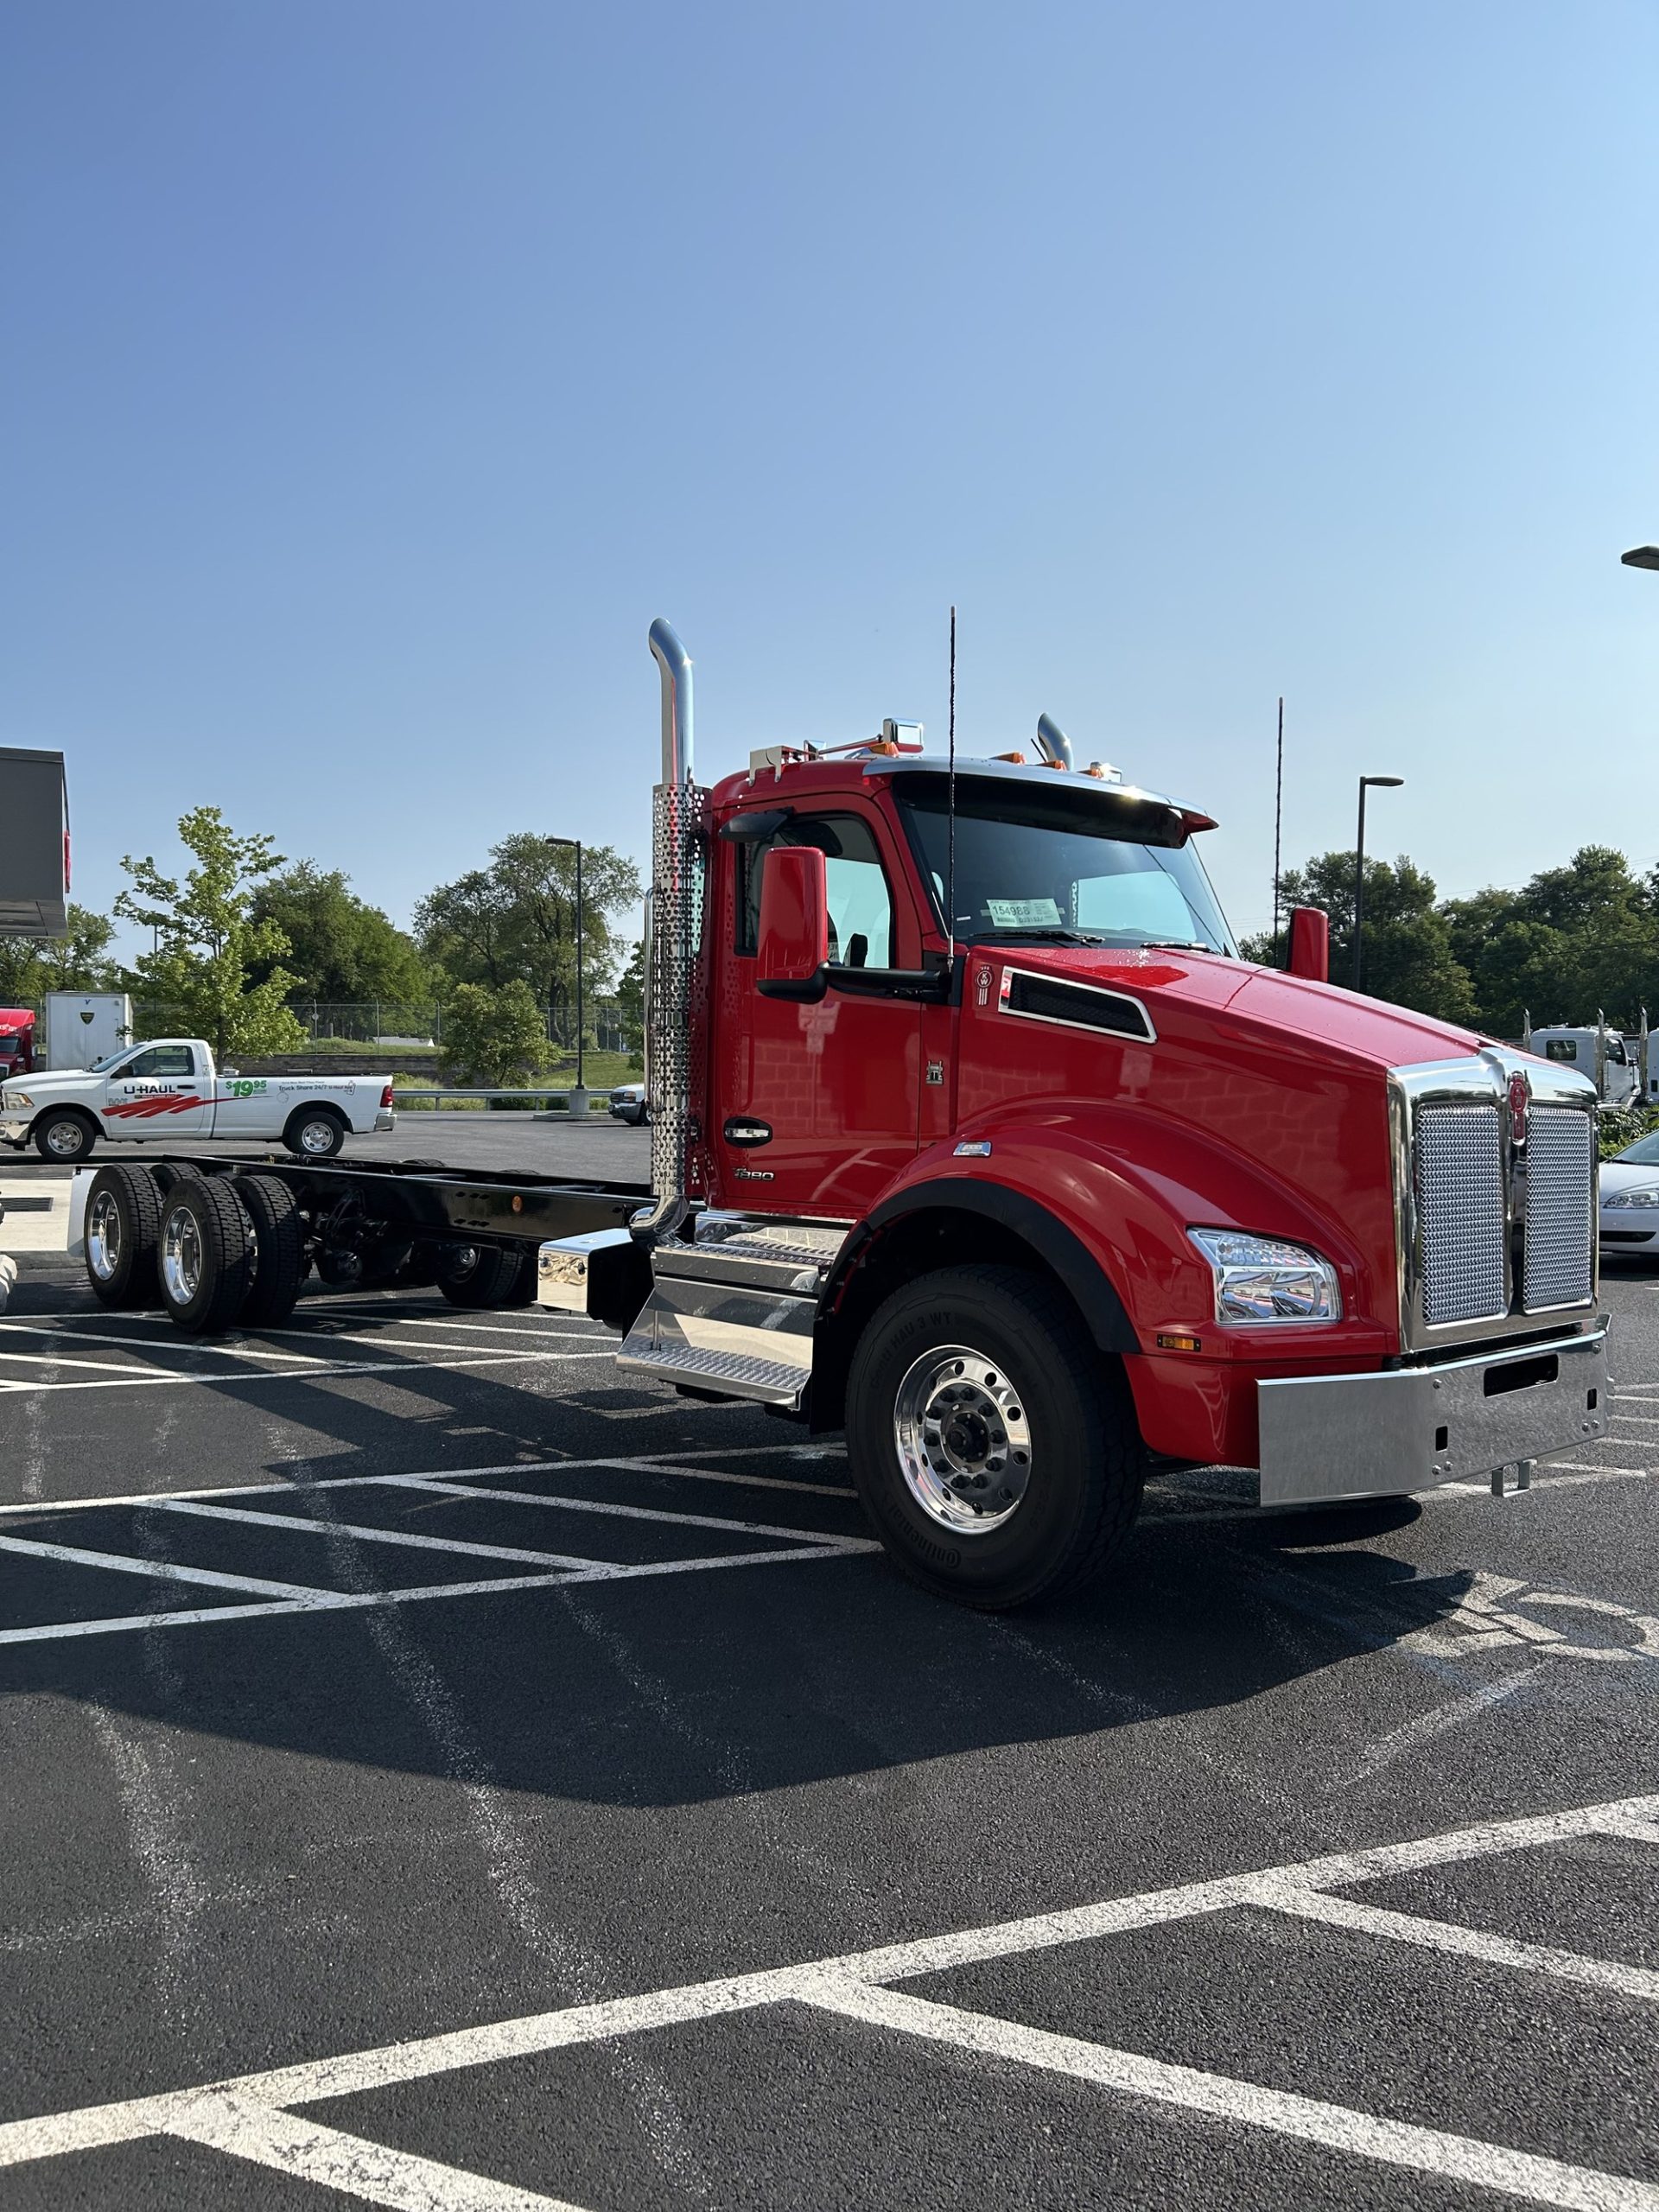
<box><xmin>634</xmin><ymin>620</ymin><xmax>704</xmax><ymax>1243</ymax></box>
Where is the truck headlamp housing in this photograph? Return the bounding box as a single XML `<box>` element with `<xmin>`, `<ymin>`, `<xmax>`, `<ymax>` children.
<box><xmin>1188</xmin><ymin>1229</ymin><xmax>1342</xmax><ymax>1323</ymax></box>
<box><xmin>1604</xmin><ymin>1188</ymin><xmax>1659</xmax><ymax>1210</ymax></box>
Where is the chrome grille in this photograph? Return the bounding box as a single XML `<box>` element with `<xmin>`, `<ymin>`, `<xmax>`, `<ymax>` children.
<box><xmin>1524</xmin><ymin>1106</ymin><xmax>1595</xmax><ymax>1312</ymax></box>
<box><xmin>1414</xmin><ymin>1103</ymin><xmax>1507</xmax><ymax>1326</ymax></box>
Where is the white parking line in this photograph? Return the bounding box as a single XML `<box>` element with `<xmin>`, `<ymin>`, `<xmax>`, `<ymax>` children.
<box><xmin>0</xmin><ymin>1459</ymin><xmax>876</xmax><ymax>1647</ymax></box>
<box><xmin>3</xmin><ymin>1791</ymin><xmax>1656</xmax><ymax>2207</ymax></box>
<box><xmin>0</xmin><ymin>1532</ymin><xmax>327</xmax><ymax>1601</ymax></box>
<box><xmin>146</xmin><ymin>1497</ymin><xmax>601</xmax><ymax>1571</ymax></box>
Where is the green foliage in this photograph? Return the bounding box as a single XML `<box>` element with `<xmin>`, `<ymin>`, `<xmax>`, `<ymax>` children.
<box><xmin>0</xmin><ymin>905</ymin><xmax>123</xmax><ymax>1004</ymax></box>
<box><xmin>1243</xmin><ymin>852</ymin><xmax>1477</xmax><ymax>1023</ymax></box>
<box><xmin>1599</xmin><ymin>1104</ymin><xmax>1659</xmax><ymax>1163</ymax></box>
<box><xmin>1443</xmin><ymin>847</ymin><xmax>1659</xmax><ymax>1039</ymax></box>
<box><xmin>437</xmin><ymin>979</ymin><xmax>552</xmax><ymax>1088</ymax></box>
<box><xmin>116</xmin><ymin>807</ymin><xmax>306</xmax><ymax>1059</ymax></box>
<box><xmin>614</xmin><ymin>937</ymin><xmax>645</xmax><ymax>1051</ymax></box>
<box><xmin>415</xmin><ymin>836</ymin><xmax>644</xmax><ymax>1037</ymax></box>
<box><xmin>1248</xmin><ymin>842</ymin><xmax>1659</xmax><ymax>1039</ymax></box>
<box><xmin>250</xmin><ymin>862</ymin><xmax>429</xmax><ymax>1004</ymax></box>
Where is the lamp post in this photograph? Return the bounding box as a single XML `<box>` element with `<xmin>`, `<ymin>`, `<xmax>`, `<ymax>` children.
<box><xmin>1352</xmin><ymin>775</ymin><xmax>1405</xmax><ymax>993</ymax></box>
<box><xmin>548</xmin><ymin>836</ymin><xmax>586</xmax><ymax>1112</ymax></box>
<box><xmin>1620</xmin><ymin>546</ymin><xmax>1659</xmax><ymax>571</ymax></box>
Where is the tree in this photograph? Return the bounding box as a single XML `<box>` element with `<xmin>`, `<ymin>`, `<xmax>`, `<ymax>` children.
<box><xmin>116</xmin><ymin>807</ymin><xmax>306</xmax><ymax>1058</ymax></box>
<box><xmin>614</xmin><ymin>938</ymin><xmax>645</xmax><ymax>1048</ymax></box>
<box><xmin>0</xmin><ymin>905</ymin><xmax>122</xmax><ymax>1003</ymax></box>
<box><xmin>1243</xmin><ymin>851</ymin><xmax>1477</xmax><ymax>1024</ymax></box>
<box><xmin>437</xmin><ymin>980</ymin><xmax>551</xmax><ymax>1088</ymax></box>
<box><xmin>1443</xmin><ymin>848</ymin><xmax>1659</xmax><ymax>1036</ymax></box>
<box><xmin>416</xmin><ymin>836</ymin><xmax>644</xmax><ymax>1044</ymax></box>
<box><xmin>250</xmin><ymin>863</ymin><xmax>429</xmax><ymax>1004</ymax></box>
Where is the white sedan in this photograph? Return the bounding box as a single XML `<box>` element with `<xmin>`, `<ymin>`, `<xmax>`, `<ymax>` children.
<box><xmin>1600</xmin><ymin>1129</ymin><xmax>1659</xmax><ymax>1255</ymax></box>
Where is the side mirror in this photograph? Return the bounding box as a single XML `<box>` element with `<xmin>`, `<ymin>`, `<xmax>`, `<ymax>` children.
<box><xmin>757</xmin><ymin>846</ymin><xmax>829</xmax><ymax>1001</ymax></box>
<box><xmin>1286</xmin><ymin>906</ymin><xmax>1329</xmax><ymax>984</ymax></box>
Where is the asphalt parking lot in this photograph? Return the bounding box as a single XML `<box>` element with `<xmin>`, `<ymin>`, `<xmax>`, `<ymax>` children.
<box><xmin>2</xmin><ymin>1159</ymin><xmax>1658</xmax><ymax>2208</ymax></box>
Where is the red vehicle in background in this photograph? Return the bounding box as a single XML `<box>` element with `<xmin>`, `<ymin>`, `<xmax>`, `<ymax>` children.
<box><xmin>0</xmin><ymin>1011</ymin><xmax>35</xmax><ymax>1080</ymax></box>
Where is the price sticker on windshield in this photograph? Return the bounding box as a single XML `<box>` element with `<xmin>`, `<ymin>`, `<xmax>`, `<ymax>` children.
<box><xmin>985</xmin><ymin>898</ymin><xmax>1062</xmax><ymax>927</ymax></box>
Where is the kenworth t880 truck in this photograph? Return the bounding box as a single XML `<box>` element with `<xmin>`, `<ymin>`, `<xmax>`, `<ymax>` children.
<box><xmin>64</xmin><ymin>621</ymin><xmax>1608</xmax><ymax>1607</ymax></box>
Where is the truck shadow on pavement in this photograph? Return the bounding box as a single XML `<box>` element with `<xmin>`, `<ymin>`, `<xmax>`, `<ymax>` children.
<box><xmin>0</xmin><ymin>1342</ymin><xmax>1479</xmax><ymax>1808</ymax></box>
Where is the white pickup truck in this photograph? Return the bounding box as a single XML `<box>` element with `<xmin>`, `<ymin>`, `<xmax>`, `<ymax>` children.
<box><xmin>0</xmin><ymin>1039</ymin><xmax>395</xmax><ymax>1162</ymax></box>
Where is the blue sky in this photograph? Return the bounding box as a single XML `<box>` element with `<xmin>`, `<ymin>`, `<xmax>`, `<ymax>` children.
<box><xmin>3</xmin><ymin>1</ymin><xmax>1657</xmax><ymax>959</ymax></box>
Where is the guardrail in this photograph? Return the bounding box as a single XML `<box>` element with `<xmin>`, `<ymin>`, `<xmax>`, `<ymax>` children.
<box><xmin>391</xmin><ymin>1087</ymin><xmax>614</xmax><ymax>1113</ymax></box>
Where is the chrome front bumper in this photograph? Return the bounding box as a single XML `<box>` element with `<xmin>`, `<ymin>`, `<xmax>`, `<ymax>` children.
<box><xmin>0</xmin><ymin>1119</ymin><xmax>29</xmax><ymax>1147</ymax></box>
<box><xmin>1256</xmin><ymin>1324</ymin><xmax>1609</xmax><ymax>1508</ymax></box>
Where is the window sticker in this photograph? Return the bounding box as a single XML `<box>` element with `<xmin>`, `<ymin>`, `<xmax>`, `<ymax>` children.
<box><xmin>985</xmin><ymin>897</ymin><xmax>1062</xmax><ymax>927</ymax></box>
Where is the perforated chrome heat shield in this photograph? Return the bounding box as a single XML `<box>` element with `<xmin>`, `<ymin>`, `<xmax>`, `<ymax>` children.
<box><xmin>645</xmin><ymin>776</ymin><xmax>707</xmax><ymax>1226</ymax></box>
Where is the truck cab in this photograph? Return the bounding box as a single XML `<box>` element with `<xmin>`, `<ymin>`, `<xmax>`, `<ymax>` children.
<box><xmin>546</xmin><ymin>621</ymin><xmax>1609</xmax><ymax>1607</ymax></box>
<box><xmin>0</xmin><ymin>1010</ymin><xmax>34</xmax><ymax>1080</ymax></box>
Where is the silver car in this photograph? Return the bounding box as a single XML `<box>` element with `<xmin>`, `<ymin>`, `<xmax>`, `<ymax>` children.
<box><xmin>1600</xmin><ymin>1128</ymin><xmax>1659</xmax><ymax>1255</ymax></box>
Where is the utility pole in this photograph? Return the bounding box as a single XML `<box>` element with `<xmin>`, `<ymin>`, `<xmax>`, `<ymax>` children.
<box><xmin>549</xmin><ymin>836</ymin><xmax>587</xmax><ymax>1112</ymax></box>
<box><xmin>1352</xmin><ymin>774</ymin><xmax>1404</xmax><ymax>993</ymax></box>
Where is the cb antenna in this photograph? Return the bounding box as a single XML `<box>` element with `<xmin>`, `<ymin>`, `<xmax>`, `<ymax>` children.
<box><xmin>1282</xmin><ymin>698</ymin><xmax>1292</xmax><ymax>960</ymax></box>
<box><xmin>946</xmin><ymin>604</ymin><xmax>957</xmax><ymax>963</ymax></box>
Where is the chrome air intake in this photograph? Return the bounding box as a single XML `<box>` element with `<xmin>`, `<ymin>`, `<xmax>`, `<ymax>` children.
<box><xmin>635</xmin><ymin>620</ymin><xmax>707</xmax><ymax>1243</ymax></box>
<box><xmin>1033</xmin><ymin>714</ymin><xmax>1073</xmax><ymax>769</ymax></box>
<box><xmin>1389</xmin><ymin>1048</ymin><xmax>1598</xmax><ymax>1350</ymax></box>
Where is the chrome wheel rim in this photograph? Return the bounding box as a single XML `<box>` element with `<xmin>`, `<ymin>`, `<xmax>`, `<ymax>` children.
<box><xmin>46</xmin><ymin>1121</ymin><xmax>85</xmax><ymax>1158</ymax></box>
<box><xmin>893</xmin><ymin>1343</ymin><xmax>1033</xmax><ymax>1535</ymax></box>
<box><xmin>297</xmin><ymin>1119</ymin><xmax>336</xmax><ymax>1155</ymax></box>
<box><xmin>162</xmin><ymin>1207</ymin><xmax>203</xmax><ymax>1304</ymax></box>
<box><xmin>87</xmin><ymin>1190</ymin><xmax>122</xmax><ymax>1281</ymax></box>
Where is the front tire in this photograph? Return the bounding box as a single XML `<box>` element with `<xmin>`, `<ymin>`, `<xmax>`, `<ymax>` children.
<box><xmin>156</xmin><ymin>1176</ymin><xmax>254</xmax><ymax>1334</ymax></box>
<box><xmin>84</xmin><ymin>1166</ymin><xmax>163</xmax><ymax>1309</ymax></box>
<box><xmin>283</xmin><ymin>1107</ymin><xmax>346</xmax><ymax>1160</ymax></box>
<box><xmin>845</xmin><ymin>1264</ymin><xmax>1145</xmax><ymax>1609</ymax></box>
<box><xmin>35</xmin><ymin>1110</ymin><xmax>96</xmax><ymax>1163</ymax></box>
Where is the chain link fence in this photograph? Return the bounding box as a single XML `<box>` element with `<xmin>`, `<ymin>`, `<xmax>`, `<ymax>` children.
<box><xmin>124</xmin><ymin>998</ymin><xmax>636</xmax><ymax>1053</ymax></box>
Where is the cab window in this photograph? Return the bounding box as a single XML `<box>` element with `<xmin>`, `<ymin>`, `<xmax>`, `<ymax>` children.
<box><xmin>738</xmin><ymin>815</ymin><xmax>896</xmax><ymax>968</ymax></box>
<box><xmin>1545</xmin><ymin>1039</ymin><xmax>1577</xmax><ymax>1062</ymax></box>
<box><xmin>124</xmin><ymin>1046</ymin><xmax>197</xmax><ymax>1078</ymax></box>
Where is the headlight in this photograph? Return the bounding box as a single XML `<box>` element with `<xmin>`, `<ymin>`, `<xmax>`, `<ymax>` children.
<box><xmin>1605</xmin><ymin>1188</ymin><xmax>1659</xmax><ymax>1210</ymax></box>
<box><xmin>1188</xmin><ymin>1228</ymin><xmax>1342</xmax><ymax>1322</ymax></box>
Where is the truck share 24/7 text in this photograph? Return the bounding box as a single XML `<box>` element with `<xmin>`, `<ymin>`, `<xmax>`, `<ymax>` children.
<box><xmin>18</xmin><ymin>621</ymin><xmax>1609</xmax><ymax>1607</ymax></box>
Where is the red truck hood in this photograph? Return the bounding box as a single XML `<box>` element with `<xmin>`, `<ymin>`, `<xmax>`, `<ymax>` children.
<box><xmin>953</xmin><ymin>944</ymin><xmax>1491</xmax><ymax>1348</ymax></box>
<box><xmin>979</xmin><ymin>944</ymin><xmax>1485</xmax><ymax>1070</ymax></box>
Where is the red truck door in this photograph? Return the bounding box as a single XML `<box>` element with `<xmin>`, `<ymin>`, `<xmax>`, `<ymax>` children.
<box><xmin>714</xmin><ymin>806</ymin><xmax>923</xmax><ymax>1219</ymax></box>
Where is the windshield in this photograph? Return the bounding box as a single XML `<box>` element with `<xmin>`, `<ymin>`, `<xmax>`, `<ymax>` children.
<box><xmin>1617</xmin><ymin>1133</ymin><xmax>1659</xmax><ymax>1167</ymax></box>
<box><xmin>86</xmin><ymin>1049</ymin><xmax>131</xmax><ymax>1074</ymax></box>
<box><xmin>897</xmin><ymin>778</ymin><xmax>1236</xmax><ymax>954</ymax></box>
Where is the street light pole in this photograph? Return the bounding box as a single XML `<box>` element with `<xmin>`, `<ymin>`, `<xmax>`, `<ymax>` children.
<box><xmin>548</xmin><ymin>835</ymin><xmax>587</xmax><ymax>1109</ymax></box>
<box><xmin>1352</xmin><ymin>774</ymin><xmax>1405</xmax><ymax>993</ymax></box>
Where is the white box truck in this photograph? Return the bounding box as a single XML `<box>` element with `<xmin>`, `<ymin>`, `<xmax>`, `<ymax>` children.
<box><xmin>45</xmin><ymin>993</ymin><xmax>132</xmax><ymax>1071</ymax></box>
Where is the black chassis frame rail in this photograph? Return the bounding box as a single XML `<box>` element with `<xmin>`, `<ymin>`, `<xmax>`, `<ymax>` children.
<box><xmin>132</xmin><ymin>1154</ymin><xmax>652</xmax><ymax>1252</ymax></box>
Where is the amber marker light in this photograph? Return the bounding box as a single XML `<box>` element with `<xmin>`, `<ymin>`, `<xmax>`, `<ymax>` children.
<box><xmin>1156</xmin><ymin>1332</ymin><xmax>1204</xmax><ymax>1353</ymax></box>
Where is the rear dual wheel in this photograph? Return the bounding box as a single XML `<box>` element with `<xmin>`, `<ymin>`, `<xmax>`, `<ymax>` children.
<box><xmin>436</xmin><ymin>1243</ymin><xmax>537</xmax><ymax>1309</ymax></box>
<box><xmin>154</xmin><ymin>1172</ymin><xmax>306</xmax><ymax>1334</ymax></box>
<box><xmin>84</xmin><ymin>1166</ymin><xmax>163</xmax><ymax>1309</ymax></box>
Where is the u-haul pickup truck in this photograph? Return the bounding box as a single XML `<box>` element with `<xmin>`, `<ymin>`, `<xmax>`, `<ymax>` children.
<box><xmin>0</xmin><ymin>1039</ymin><xmax>394</xmax><ymax>1162</ymax></box>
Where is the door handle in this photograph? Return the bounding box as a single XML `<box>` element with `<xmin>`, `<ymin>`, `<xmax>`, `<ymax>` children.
<box><xmin>723</xmin><ymin>1117</ymin><xmax>772</xmax><ymax>1147</ymax></box>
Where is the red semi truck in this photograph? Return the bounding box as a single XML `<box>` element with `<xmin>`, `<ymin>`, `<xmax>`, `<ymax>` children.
<box><xmin>65</xmin><ymin>620</ymin><xmax>1608</xmax><ymax>1607</ymax></box>
<box><xmin>0</xmin><ymin>1010</ymin><xmax>35</xmax><ymax>1080</ymax></box>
